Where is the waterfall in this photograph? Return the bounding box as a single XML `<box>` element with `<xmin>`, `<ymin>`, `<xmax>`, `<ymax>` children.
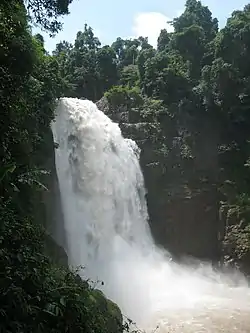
<box><xmin>52</xmin><ymin>97</ymin><xmax>250</xmax><ymax>332</ymax></box>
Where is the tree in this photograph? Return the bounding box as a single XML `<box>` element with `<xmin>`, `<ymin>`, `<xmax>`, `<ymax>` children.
<box><xmin>25</xmin><ymin>0</ymin><xmax>73</xmax><ymax>33</ymax></box>
<box><xmin>97</xmin><ymin>46</ymin><xmax>118</xmax><ymax>92</ymax></box>
<box><xmin>120</xmin><ymin>64</ymin><xmax>139</xmax><ymax>88</ymax></box>
<box><xmin>74</xmin><ymin>25</ymin><xmax>101</xmax><ymax>51</ymax></box>
<box><xmin>141</xmin><ymin>51</ymin><xmax>190</xmax><ymax>104</ymax></box>
<box><xmin>136</xmin><ymin>47</ymin><xmax>156</xmax><ymax>89</ymax></box>
<box><xmin>157</xmin><ymin>29</ymin><xmax>170</xmax><ymax>51</ymax></box>
<box><xmin>173</xmin><ymin>0</ymin><xmax>218</xmax><ymax>42</ymax></box>
<box><xmin>53</xmin><ymin>40</ymin><xmax>72</xmax><ymax>56</ymax></box>
<box><xmin>112</xmin><ymin>37</ymin><xmax>150</xmax><ymax>69</ymax></box>
<box><xmin>171</xmin><ymin>25</ymin><xmax>207</xmax><ymax>79</ymax></box>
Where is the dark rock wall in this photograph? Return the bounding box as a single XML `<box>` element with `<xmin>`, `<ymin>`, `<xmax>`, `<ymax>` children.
<box><xmin>35</xmin><ymin>128</ymin><xmax>69</xmax><ymax>266</ymax></box>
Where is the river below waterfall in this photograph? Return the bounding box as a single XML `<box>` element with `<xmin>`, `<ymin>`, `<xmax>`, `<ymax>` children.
<box><xmin>52</xmin><ymin>97</ymin><xmax>250</xmax><ymax>332</ymax></box>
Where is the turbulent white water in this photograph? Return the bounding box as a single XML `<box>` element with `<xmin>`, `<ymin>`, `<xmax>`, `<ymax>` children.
<box><xmin>52</xmin><ymin>97</ymin><xmax>250</xmax><ymax>332</ymax></box>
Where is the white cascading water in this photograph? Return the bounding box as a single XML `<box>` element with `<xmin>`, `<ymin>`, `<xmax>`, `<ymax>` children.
<box><xmin>52</xmin><ymin>97</ymin><xmax>250</xmax><ymax>332</ymax></box>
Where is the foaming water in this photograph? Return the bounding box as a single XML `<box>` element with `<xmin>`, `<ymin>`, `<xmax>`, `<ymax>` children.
<box><xmin>52</xmin><ymin>97</ymin><xmax>250</xmax><ymax>332</ymax></box>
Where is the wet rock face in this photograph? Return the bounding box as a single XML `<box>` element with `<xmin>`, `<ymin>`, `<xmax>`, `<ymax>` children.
<box><xmin>96</xmin><ymin>96</ymin><xmax>129</xmax><ymax>123</ymax></box>
<box><xmin>37</xmin><ymin>128</ymin><xmax>69</xmax><ymax>266</ymax></box>
<box><xmin>96</xmin><ymin>97</ymin><xmax>221</xmax><ymax>262</ymax></box>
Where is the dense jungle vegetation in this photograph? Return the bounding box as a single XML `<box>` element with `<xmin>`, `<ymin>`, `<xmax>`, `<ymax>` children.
<box><xmin>1</xmin><ymin>0</ymin><xmax>250</xmax><ymax>331</ymax></box>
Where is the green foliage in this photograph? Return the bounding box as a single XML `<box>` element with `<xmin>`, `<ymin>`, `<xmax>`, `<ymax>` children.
<box><xmin>142</xmin><ymin>51</ymin><xmax>190</xmax><ymax>104</ymax></box>
<box><xmin>53</xmin><ymin>34</ymin><xmax>154</xmax><ymax>100</ymax></box>
<box><xmin>54</xmin><ymin>25</ymin><xmax>119</xmax><ymax>100</ymax></box>
<box><xmin>157</xmin><ymin>29</ymin><xmax>170</xmax><ymax>52</ymax></box>
<box><xmin>26</xmin><ymin>0</ymin><xmax>73</xmax><ymax>34</ymax></box>
<box><xmin>120</xmin><ymin>64</ymin><xmax>139</xmax><ymax>88</ymax></box>
<box><xmin>172</xmin><ymin>0</ymin><xmax>218</xmax><ymax>41</ymax></box>
<box><xmin>104</xmin><ymin>85</ymin><xmax>130</xmax><ymax>105</ymax></box>
<box><xmin>111</xmin><ymin>37</ymin><xmax>150</xmax><ymax>68</ymax></box>
<box><xmin>0</xmin><ymin>202</ymin><xmax>122</xmax><ymax>333</ymax></box>
<box><xmin>105</xmin><ymin>85</ymin><xmax>143</xmax><ymax>108</ymax></box>
<box><xmin>0</xmin><ymin>0</ymin><xmax>64</xmax><ymax>220</ymax></box>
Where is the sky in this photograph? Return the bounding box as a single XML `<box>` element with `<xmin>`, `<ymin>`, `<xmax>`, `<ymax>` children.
<box><xmin>33</xmin><ymin>0</ymin><xmax>249</xmax><ymax>53</ymax></box>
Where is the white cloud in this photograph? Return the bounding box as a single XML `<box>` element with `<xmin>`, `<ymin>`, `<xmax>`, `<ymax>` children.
<box><xmin>131</xmin><ymin>12</ymin><xmax>174</xmax><ymax>48</ymax></box>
